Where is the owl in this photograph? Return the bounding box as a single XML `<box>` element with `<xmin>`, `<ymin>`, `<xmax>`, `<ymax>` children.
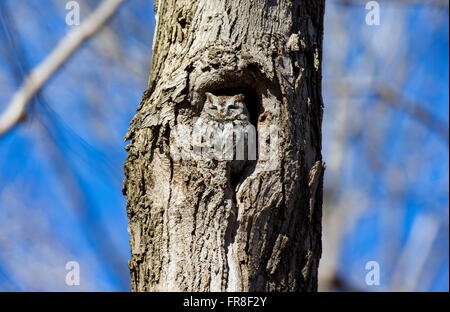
<box><xmin>193</xmin><ymin>92</ymin><xmax>252</xmax><ymax>176</ymax></box>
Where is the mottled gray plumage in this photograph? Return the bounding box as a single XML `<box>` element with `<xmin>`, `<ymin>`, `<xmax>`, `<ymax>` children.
<box><xmin>193</xmin><ymin>92</ymin><xmax>251</xmax><ymax>175</ymax></box>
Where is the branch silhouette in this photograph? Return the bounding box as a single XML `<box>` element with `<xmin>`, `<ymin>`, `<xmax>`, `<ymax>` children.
<box><xmin>0</xmin><ymin>0</ymin><xmax>126</xmax><ymax>136</ymax></box>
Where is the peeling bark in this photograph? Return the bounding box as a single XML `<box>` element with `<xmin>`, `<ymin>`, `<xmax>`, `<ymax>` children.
<box><xmin>123</xmin><ymin>0</ymin><xmax>325</xmax><ymax>292</ymax></box>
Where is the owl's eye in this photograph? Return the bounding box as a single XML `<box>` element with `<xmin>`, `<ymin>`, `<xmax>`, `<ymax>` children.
<box><xmin>209</xmin><ymin>106</ymin><xmax>217</xmax><ymax>110</ymax></box>
<box><xmin>228</xmin><ymin>105</ymin><xmax>238</xmax><ymax>109</ymax></box>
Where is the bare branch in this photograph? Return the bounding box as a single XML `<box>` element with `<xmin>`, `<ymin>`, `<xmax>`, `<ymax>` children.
<box><xmin>376</xmin><ymin>85</ymin><xmax>449</xmax><ymax>144</ymax></box>
<box><xmin>0</xmin><ymin>0</ymin><xmax>126</xmax><ymax>136</ymax></box>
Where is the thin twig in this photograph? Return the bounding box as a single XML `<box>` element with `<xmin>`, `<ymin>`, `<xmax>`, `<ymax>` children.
<box><xmin>0</xmin><ymin>0</ymin><xmax>126</xmax><ymax>136</ymax></box>
<box><xmin>376</xmin><ymin>85</ymin><xmax>449</xmax><ymax>144</ymax></box>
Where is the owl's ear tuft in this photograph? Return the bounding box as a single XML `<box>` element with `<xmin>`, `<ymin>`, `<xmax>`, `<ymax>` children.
<box><xmin>234</xmin><ymin>94</ymin><xmax>245</xmax><ymax>102</ymax></box>
<box><xmin>205</xmin><ymin>92</ymin><xmax>215</xmax><ymax>102</ymax></box>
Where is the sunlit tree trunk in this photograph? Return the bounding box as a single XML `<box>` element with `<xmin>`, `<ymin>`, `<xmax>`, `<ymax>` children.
<box><xmin>123</xmin><ymin>0</ymin><xmax>325</xmax><ymax>292</ymax></box>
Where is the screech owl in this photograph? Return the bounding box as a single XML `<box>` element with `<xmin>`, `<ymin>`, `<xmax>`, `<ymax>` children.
<box><xmin>193</xmin><ymin>92</ymin><xmax>252</xmax><ymax>176</ymax></box>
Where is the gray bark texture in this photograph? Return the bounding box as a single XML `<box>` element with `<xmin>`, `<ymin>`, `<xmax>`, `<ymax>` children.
<box><xmin>123</xmin><ymin>0</ymin><xmax>325</xmax><ymax>292</ymax></box>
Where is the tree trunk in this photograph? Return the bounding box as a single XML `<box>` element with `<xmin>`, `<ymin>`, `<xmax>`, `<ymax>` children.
<box><xmin>123</xmin><ymin>0</ymin><xmax>325</xmax><ymax>292</ymax></box>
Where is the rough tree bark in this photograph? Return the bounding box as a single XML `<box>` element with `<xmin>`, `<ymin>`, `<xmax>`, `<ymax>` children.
<box><xmin>123</xmin><ymin>0</ymin><xmax>325</xmax><ymax>292</ymax></box>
